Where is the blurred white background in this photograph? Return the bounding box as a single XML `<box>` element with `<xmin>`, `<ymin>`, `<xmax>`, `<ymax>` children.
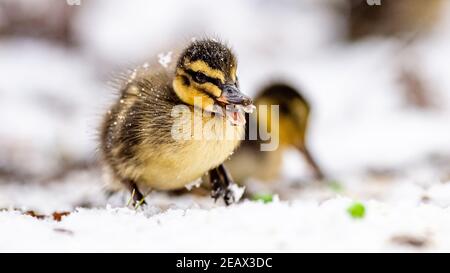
<box><xmin>2</xmin><ymin>0</ymin><xmax>450</xmax><ymax>252</ymax></box>
<box><xmin>0</xmin><ymin>0</ymin><xmax>450</xmax><ymax>194</ymax></box>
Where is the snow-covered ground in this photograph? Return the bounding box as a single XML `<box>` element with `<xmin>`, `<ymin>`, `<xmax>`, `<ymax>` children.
<box><xmin>1</xmin><ymin>0</ymin><xmax>450</xmax><ymax>252</ymax></box>
<box><xmin>4</xmin><ymin>197</ymin><xmax>450</xmax><ymax>252</ymax></box>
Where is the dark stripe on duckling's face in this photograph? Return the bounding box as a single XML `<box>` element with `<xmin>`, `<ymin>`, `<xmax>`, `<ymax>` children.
<box><xmin>179</xmin><ymin>72</ymin><xmax>221</xmax><ymax>98</ymax></box>
<box><xmin>181</xmin><ymin>75</ymin><xmax>190</xmax><ymax>86</ymax></box>
<box><xmin>177</xmin><ymin>61</ymin><xmax>251</xmax><ymax>107</ymax></box>
<box><xmin>184</xmin><ymin>69</ymin><xmax>223</xmax><ymax>92</ymax></box>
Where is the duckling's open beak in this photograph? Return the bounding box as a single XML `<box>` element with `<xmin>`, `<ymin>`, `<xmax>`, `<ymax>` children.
<box><xmin>216</xmin><ymin>84</ymin><xmax>254</xmax><ymax>126</ymax></box>
<box><xmin>217</xmin><ymin>85</ymin><xmax>253</xmax><ymax>106</ymax></box>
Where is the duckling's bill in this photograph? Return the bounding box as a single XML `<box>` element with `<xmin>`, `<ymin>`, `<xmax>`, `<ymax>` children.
<box><xmin>215</xmin><ymin>85</ymin><xmax>255</xmax><ymax>126</ymax></box>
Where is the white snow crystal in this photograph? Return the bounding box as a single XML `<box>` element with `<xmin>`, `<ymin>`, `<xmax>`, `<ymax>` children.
<box><xmin>228</xmin><ymin>184</ymin><xmax>245</xmax><ymax>203</ymax></box>
<box><xmin>184</xmin><ymin>179</ymin><xmax>202</xmax><ymax>191</ymax></box>
<box><xmin>157</xmin><ymin>51</ymin><xmax>172</xmax><ymax>68</ymax></box>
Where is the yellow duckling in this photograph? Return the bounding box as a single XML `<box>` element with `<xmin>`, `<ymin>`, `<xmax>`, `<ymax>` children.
<box><xmin>100</xmin><ymin>39</ymin><xmax>253</xmax><ymax>205</ymax></box>
<box><xmin>226</xmin><ymin>82</ymin><xmax>324</xmax><ymax>183</ymax></box>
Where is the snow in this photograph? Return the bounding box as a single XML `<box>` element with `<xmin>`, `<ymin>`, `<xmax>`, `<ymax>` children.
<box><xmin>0</xmin><ymin>39</ymin><xmax>106</xmax><ymax>177</ymax></box>
<box><xmin>184</xmin><ymin>179</ymin><xmax>203</xmax><ymax>191</ymax></box>
<box><xmin>227</xmin><ymin>184</ymin><xmax>246</xmax><ymax>203</ymax></box>
<box><xmin>158</xmin><ymin>51</ymin><xmax>173</xmax><ymax>68</ymax></box>
<box><xmin>2</xmin><ymin>163</ymin><xmax>450</xmax><ymax>252</ymax></box>
<box><xmin>2</xmin><ymin>0</ymin><xmax>450</xmax><ymax>252</ymax></box>
<box><xmin>3</xmin><ymin>197</ymin><xmax>450</xmax><ymax>252</ymax></box>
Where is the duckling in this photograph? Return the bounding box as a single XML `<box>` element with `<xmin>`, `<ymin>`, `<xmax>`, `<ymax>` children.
<box><xmin>100</xmin><ymin>39</ymin><xmax>253</xmax><ymax>205</ymax></box>
<box><xmin>226</xmin><ymin>82</ymin><xmax>324</xmax><ymax>184</ymax></box>
<box><xmin>343</xmin><ymin>0</ymin><xmax>444</xmax><ymax>40</ymax></box>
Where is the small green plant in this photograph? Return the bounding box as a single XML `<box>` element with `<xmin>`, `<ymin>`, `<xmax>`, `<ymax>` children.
<box><xmin>328</xmin><ymin>180</ymin><xmax>344</xmax><ymax>193</ymax></box>
<box><xmin>347</xmin><ymin>202</ymin><xmax>366</xmax><ymax>219</ymax></box>
<box><xmin>252</xmin><ymin>193</ymin><xmax>273</xmax><ymax>204</ymax></box>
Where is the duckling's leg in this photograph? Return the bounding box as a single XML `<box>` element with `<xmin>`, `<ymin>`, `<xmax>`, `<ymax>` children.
<box><xmin>209</xmin><ymin>164</ymin><xmax>241</xmax><ymax>206</ymax></box>
<box><xmin>299</xmin><ymin>146</ymin><xmax>325</xmax><ymax>181</ymax></box>
<box><xmin>210</xmin><ymin>168</ymin><xmax>223</xmax><ymax>200</ymax></box>
<box><xmin>123</xmin><ymin>179</ymin><xmax>146</xmax><ymax>206</ymax></box>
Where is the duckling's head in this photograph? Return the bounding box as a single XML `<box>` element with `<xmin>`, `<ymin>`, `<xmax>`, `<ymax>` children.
<box><xmin>256</xmin><ymin>83</ymin><xmax>311</xmax><ymax>148</ymax></box>
<box><xmin>173</xmin><ymin>39</ymin><xmax>253</xmax><ymax>125</ymax></box>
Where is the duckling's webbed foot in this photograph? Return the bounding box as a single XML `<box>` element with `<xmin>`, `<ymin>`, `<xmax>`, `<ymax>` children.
<box><xmin>123</xmin><ymin>179</ymin><xmax>146</xmax><ymax>206</ymax></box>
<box><xmin>209</xmin><ymin>164</ymin><xmax>243</xmax><ymax>206</ymax></box>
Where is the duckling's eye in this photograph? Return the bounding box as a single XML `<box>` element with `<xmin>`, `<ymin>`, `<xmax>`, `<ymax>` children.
<box><xmin>194</xmin><ymin>72</ymin><xmax>207</xmax><ymax>84</ymax></box>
